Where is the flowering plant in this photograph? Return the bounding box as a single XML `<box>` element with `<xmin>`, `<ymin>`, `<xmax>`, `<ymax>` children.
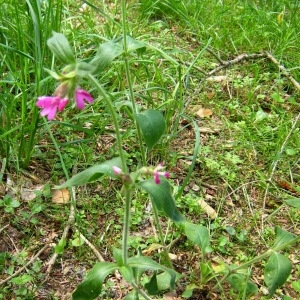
<box><xmin>40</xmin><ymin>30</ymin><xmax>187</xmax><ymax>299</ymax></box>
<box><xmin>39</xmin><ymin>17</ymin><xmax>299</xmax><ymax>300</ymax></box>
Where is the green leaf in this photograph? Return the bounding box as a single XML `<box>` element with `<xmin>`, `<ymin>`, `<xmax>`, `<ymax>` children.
<box><xmin>184</xmin><ymin>222</ymin><xmax>210</xmax><ymax>253</ymax></box>
<box><xmin>138</xmin><ymin>178</ymin><xmax>185</xmax><ymax>222</ymax></box>
<box><xmin>124</xmin><ymin>35</ymin><xmax>146</xmax><ymax>55</ymax></box>
<box><xmin>182</xmin><ymin>283</ymin><xmax>199</xmax><ymax>298</ymax></box>
<box><xmin>156</xmin><ymin>272</ymin><xmax>175</xmax><ymax>292</ymax></box>
<box><xmin>76</xmin><ymin>61</ymin><xmax>97</xmax><ymax>77</ymax></box>
<box><xmin>291</xmin><ymin>279</ymin><xmax>300</xmax><ymax>292</ymax></box>
<box><xmin>113</xmin><ymin>248</ymin><xmax>123</xmax><ymax>267</ymax></box>
<box><xmin>0</xmin><ymin>252</ymin><xmax>6</xmax><ymax>266</ymax></box>
<box><xmin>47</xmin><ymin>32</ymin><xmax>76</xmax><ymax>64</ymax></box>
<box><xmin>272</xmin><ymin>227</ymin><xmax>297</xmax><ymax>250</ymax></box>
<box><xmin>119</xmin><ymin>266</ymin><xmax>134</xmax><ymax>283</ymax></box>
<box><xmin>7</xmin><ymin>197</ymin><xmax>20</xmax><ymax>208</ymax></box>
<box><xmin>284</xmin><ymin>197</ymin><xmax>300</xmax><ymax>208</ymax></box>
<box><xmin>55</xmin><ymin>157</ymin><xmax>122</xmax><ymax>188</ymax></box>
<box><xmin>90</xmin><ymin>41</ymin><xmax>123</xmax><ymax>72</ymax></box>
<box><xmin>71</xmin><ymin>236</ymin><xmax>84</xmax><ymax>247</ymax></box>
<box><xmin>11</xmin><ymin>274</ymin><xmax>33</xmax><ymax>284</ymax></box>
<box><xmin>144</xmin><ymin>273</ymin><xmax>159</xmax><ymax>295</ymax></box>
<box><xmin>264</xmin><ymin>252</ymin><xmax>292</xmax><ymax>298</ymax></box>
<box><xmin>54</xmin><ymin>238</ymin><xmax>66</xmax><ymax>254</ymax></box>
<box><xmin>127</xmin><ymin>256</ymin><xmax>177</xmax><ymax>290</ymax></box>
<box><xmin>124</xmin><ymin>291</ymin><xmax>142</xmax><ymax>300</ymax></box>
<box><xmin>135</xmin><ymin>109</ymin><xmax>165</xmax><ymax>151</ymax></box>
<box><xmin>72</xmin><ymin>262</ymin><xmax>118</xmax><ymax>300</ymax></box>
<box><xmin>227</xmin><ymin>273</ymin><xmax>258</xmax><ymax>295</ymax></box>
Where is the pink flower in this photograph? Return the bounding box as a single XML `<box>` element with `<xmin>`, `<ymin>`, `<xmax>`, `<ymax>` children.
<box><xmin>75</xmin><ymin>88</ymin><xmax>93</xmax><ymax>109</ymax></box>
<box><xmin>153</xmin><ymin>163</ymin><xmax>170</xmax><ymax>184</ymax></box>
<box><xmin>36</xmin><ymin>96</ymin><xmax>68</xmax><ymax>120</ymax></box>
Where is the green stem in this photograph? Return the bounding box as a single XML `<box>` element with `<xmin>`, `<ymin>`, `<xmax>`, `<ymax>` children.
<box><xmin>121</xmin><ymin>0</ymin><xmax>146</xmax><ymax>165</ymax></box>
<box><xmin>44</xmin><ymin>120</ymin><xmax>70</xmax><ymax>180</ymax></box>
<box><xmin>151</xmin><ymin>202</ymin><xmax>173</xmax><ymax>268</ymax></box>
<box><xmin>214</xmin><ymin>235</ymin><xmax>300</xmax><ymax>289</ymax></box>
<box><xmin>88</xmin><ymin>74</ymin><xmax>131</xmax><ymax>265</ymax></box>
<box><xmin>131</xmin><ymin>281</ymin><xmax>153</xmax><ymax>300</ymax></box>
<box><xmin>122</xmin><ymin>188</ymin><xmax>131</xmax><ymax>265</ymax></box>
<box><xmin>88</xmin><ymin>74</ymin><xmax>127</xmax><ymax>171</ymax></box>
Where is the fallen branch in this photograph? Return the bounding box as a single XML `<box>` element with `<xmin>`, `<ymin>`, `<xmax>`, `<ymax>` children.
<box><xmin>206</xmin><ymin>53</ymin><xmax>266</xmax><ymax>78</ymax></box>
<box><xmin>200</xmin><ymin>50</ymin><xmax>300</xmax><ymax>92</ymax></box>
<box><xmin>0</xmin><ymin>244</ymin><xmax>49</xmax><ymax>286</ymax></box>
<box><xmin>265</xmin><ymin>51</ymin><xmax>300</xmax><ymax>91</ymax></box>
<box><xmin>0</xmin><ymin>224</ymin><xmax>9</xmax><ymax>234</ymax></box>
<box><xmin>77</xmin><ymin>230</ymin><xmax>105</xmax><ymax>262</ymax></box>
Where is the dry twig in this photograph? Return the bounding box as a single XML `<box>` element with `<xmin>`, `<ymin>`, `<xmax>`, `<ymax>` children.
<box><xmin>206</xmin><ymin>53</ymin><xmax>266</xmax><ymax>78</ymax></box>
<box><xmin>77</xmin><ymin>230</ymin><xmax>105</xmax><ymax>262</ymax></box>
<box><xmin>0</xmin><ymin>244</ymin><xmax>49</xmax><ymax>286</ymax></box>
<box><xmin>265</xmin><ymin>51</ymin><xmax>300</xmax><ymax>91</ymax></box>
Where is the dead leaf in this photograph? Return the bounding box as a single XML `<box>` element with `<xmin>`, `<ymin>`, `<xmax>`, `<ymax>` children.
<box><xmin>206</xmin><ymin>92</ymin><xmax>215</xmax><ymax>99</ymax></box>
<box><xmin>191</xmin><ymin>184</ymin><xmax>200</xmax><ymax>192</ymax></box>
<box><xmin>142</xmin><ymin>243</ymin><xmax>163</xmax><ymax>255</ymax></box>
<box><xmin>207</xmin><ymin>75</ymin><xmax>228</xmax><ymax>82</ymax></box>
<box><xmin>52</xmin><ymin>188</ymin><xmax>70</xmax><ymax>204</ymax></box>
<box><xmin>168</xmin><ymin>253</ymin><xmax>178</xmax><ymax>260</ymax></box>
<box><xmin>21</xmin><ymin>184</ymin><xmax>44</xmax><ymax>201</ymax></box>
<box><xmin>196</xmin><ymin>107</ymin><xmax>213</xmax><ymax>118</ymax></box>
<box><xmin>163</xmin><ymin>291</ymin><xmax>178</xmax><ymax>300</ymax></box>
<box><xmin>198</xmin><ymin>127</ymin><xmax>221</xmax><ymax>134</ymax></box>
<box><xmin>198</xmin><ymin>199</ymin><xmax>217</xmax><ymax>219</ymax></box>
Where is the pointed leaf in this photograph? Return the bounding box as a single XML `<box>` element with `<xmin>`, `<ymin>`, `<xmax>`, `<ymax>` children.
<box><xmin>284</xmin><ymin>197</ymin><xmax>300</xmax><ymax>208</ymax></box>
<box><xmin>55</xmin><ymin>157</ymin><xmax>122</xmax><ymax>188</ymax></box>
<box><xmin>227</xmin><ymin>273</ymin><xmax>258</xmax><ymax>295</ymax></box>
<box><xmin>72</xmin><ymin>262</ymin><xmax>117</xmax><ymax>300</ymax></box>
<box><xmin>184</xmin><ymin>222</ymin><xmax>210</xmax><ymax>253</ymax></box>
<box><xmin>113</xmin><ymin>248</ymin><xmax>123</xmax><ymax>267</ymax></box>
<box><xmin>90</xmin><ymin>41</ymin><xmax>123</xmax><ymax>72</ymax></box>
<box><xmin>76</xmin><ymin>61</ymin><xmax>97</xmax><ymax>77</ymax></box>
<box><xmin>119</xmin><ymin>266</ymin><xmax>134</xmax><ymax>283</ymax></box>
<box><xmin>47</xmin><ymin>32</ymin><xmax>75</xmax><ymax>64</ymax></box>
<box><xmin>54</xmin><ymin>238</ymin><xmax>66</xmax><ymax>254</ymax></box>
<box><xmin>138</xmin><ymin>177</ymin><xmax>185</xmax><ymax>222</ymax></box>
<box><xmin>264</xmin><ymin>252</ymin><xmax>292</xmax><ymax>298</ymax></box>
<box><xmin>44</xmin><ymin>68</ymin><xmax>62</xmax><ymax>80</ymax></box>
<box><xmin>156</xmin><ymin>272</ymin><xmax>175</xmax><ymax>292</ymax></box>
<box><xmin>272</xmin><ymin>227</ymin><xmax>296</xmax><ymax>250</ymax></box>
<box><xmin>144</xmin><ymin>273</ymin><xmax>159</xmax><ymax>295</ymax></box>
<box><xmin>127</xmin><ymin>256</ymin><xmax>177</xmax><ymax>290</ymax></box>
<box><xmin>125</xmin><ymin>35</ymin><xmax>146</xmax><ymax>55</ymax></box>
<box><xmin>135</xmin><ymin>109</ymin><xmax>165</xmax><ymax>151</ymax></box>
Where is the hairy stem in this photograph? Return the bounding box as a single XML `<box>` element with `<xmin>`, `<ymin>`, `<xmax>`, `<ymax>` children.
<box><xmin>121</xmin><ymin>0</ymin><xmax>146</xmax><ymax>165</ymax></box>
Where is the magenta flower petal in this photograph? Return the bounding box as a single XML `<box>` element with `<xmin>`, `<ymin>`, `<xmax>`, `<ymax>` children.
<box><xmin>36</xmin><ymin>96</ymin><xmax>68</xmax><ymax>120</ymax></box>
<box><xmin>154</xmin><ymin>172</ymin><xmax>161</xmax><ymax>184</ymax></box>
<box><xmin>75</xmin><ymin>88</ymin><xmax>93</xmax><ymax>110</ymax></box>
<box><xmin>58</xmin><ymin>98</ymin><xmax>68</xmax><ymax>111</ymax></box>
<box><xmin>152</xmin><ymin>163</ymin><xmax>170</xmax><ymax>184</ymax></box>
<box><xmin>36</xmin><ymin>96</ymin><xmax>53</xmax><ymax>107</ymax></box>
<box><xmin>163</xmin><ymin>172</ymin><xmax>170</xmax><ymax>179</ymax></box>
<box><xmin>45</xmin><ymin>107</ymin><xmax>57</xmax><ymax>120</ymax></box>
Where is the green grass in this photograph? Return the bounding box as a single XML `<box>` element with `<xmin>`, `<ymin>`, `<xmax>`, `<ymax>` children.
<box><xmin>0</xmin><ymin>0</ymin><xmax>300</xmax><ymax>299</ymax></box>
<box><xmin>0</xmin><ymin>0</ymin><xmax>63</xmax><ymax>169</ymax></box>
